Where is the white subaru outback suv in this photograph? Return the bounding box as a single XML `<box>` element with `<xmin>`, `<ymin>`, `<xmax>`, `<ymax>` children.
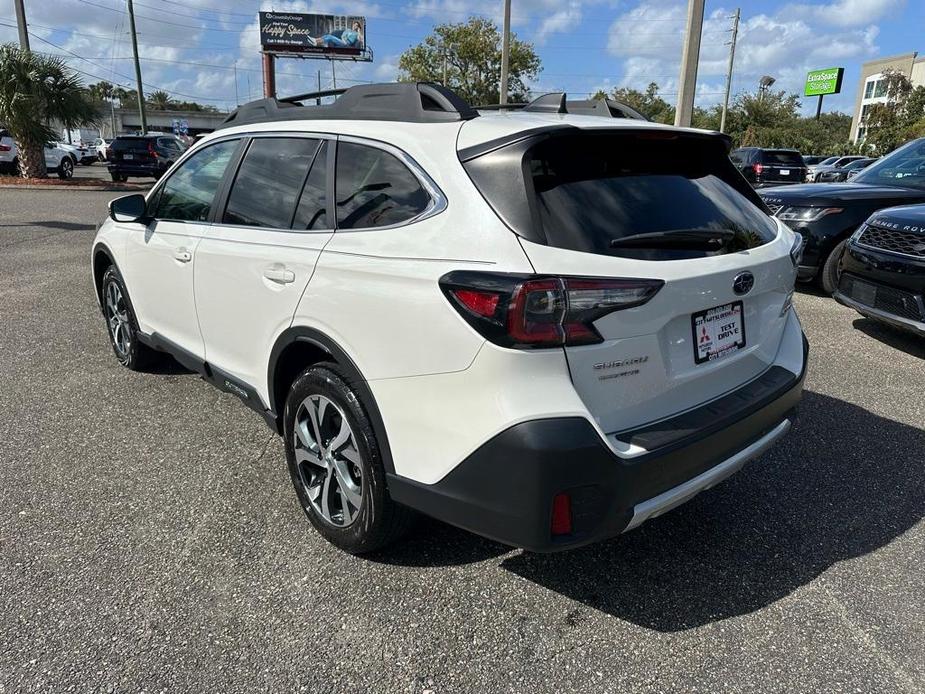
<box><xmin>92</xmin><ymin>83</ymin><xmax>808</xmax><ymax>554</ymax></box>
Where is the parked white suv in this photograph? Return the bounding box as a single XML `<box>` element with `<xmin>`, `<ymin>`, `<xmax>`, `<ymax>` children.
<box><xmin>0</xmin><ymin>129</ymin><xmax>75</xmax><ymax>178</ymax></box>
<box><xmin>91</xmin><ymin>83</ymin><xmax>808</xmax><ymax>554</ymax></box>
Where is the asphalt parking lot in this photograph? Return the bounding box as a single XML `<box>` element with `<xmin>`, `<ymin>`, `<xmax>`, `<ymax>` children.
<box><xmin>1</xmin><ymin>187</ymin><xmax>923</xmax><ymax>694</ymax></box>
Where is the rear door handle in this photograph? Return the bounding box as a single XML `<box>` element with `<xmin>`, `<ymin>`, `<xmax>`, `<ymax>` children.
<box><xmin>263</xmin><ymin>266</ymin><xmax>295</xmax><ymax>284</ymax></box>
<box><xmin>174</xmin><ymin>248</ymin><xmax>192</xmax><ymax>263</ymax></box>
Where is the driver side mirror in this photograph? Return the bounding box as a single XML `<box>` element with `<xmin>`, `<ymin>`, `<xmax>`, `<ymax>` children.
<box><xmin>109</xmin><ymin>193</ymin><xmax>148</xmax><ymax>223</ymax></box>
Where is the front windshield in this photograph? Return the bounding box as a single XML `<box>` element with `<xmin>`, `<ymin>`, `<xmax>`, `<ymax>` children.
<box><xmin>820</xmin><ymin>157</ymin><xmax>838</xmax><ymax>166</ymax></box>
<box><xmin>853</xmin><ymin>139</ymin><xmax>925</xmax><ymax>190</ymax></box>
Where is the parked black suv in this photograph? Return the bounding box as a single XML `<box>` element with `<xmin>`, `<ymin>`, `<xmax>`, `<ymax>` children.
<box><xmin>107</xmin><ymin>134</ymin><xmax>185</xmax><ymax>181</ymax></box>
<box><xmin>759</xmin><ymin>138</ymin><xmax>925</xmax><ymax>294</ymax></box>
<box><xmin>836</xmin><ymin>204</ymin><xmax>925</xmax><ymax>336</ymax></box>
<box><xmin>731</xmin><ymin>147</ymin><xmax>807</xmax><ymax>188</ymax></box>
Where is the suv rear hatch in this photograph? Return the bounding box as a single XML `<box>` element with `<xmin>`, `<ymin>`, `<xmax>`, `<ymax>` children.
<box><xmin>757</xmin><ymin>149</ymin><xmax>805</xmax><ymax>184</ymax></box>
<box><xmin>460</xmin><ymin>127</ymin><xmax>795</xmax><ymax>437</ymax></box>
<box><xmin>110</xmin><ymin>137</ymin><xmax>155</xmax><ymax>165</ymax></box>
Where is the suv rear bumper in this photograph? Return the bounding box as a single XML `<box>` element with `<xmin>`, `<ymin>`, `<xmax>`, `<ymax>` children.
<box><xmin>387</xmin><ymin>334</ymin><xmax>808</xmax><ymax>552</ymax></box>
<box><xmin>108</xmin><ymin>162</ymin><xmax>168</xmax><ymax>177</ymax></box>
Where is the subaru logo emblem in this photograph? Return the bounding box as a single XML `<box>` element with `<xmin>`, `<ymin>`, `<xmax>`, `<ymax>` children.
<box><xmin>733</xmin><ymin>271</ymin><xmax>755</xmax><ymax>295</ymax></box>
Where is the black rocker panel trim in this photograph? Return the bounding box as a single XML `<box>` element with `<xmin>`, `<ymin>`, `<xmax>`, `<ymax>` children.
<box><xmin>135</xmin><ymin>331</ymin><xmax>278</xmax><ymax>430</ymax></box>
<box><xmin>267</xmin><ymin>327</ymin><xmax>396</xmax><ymax>474</ymax></box>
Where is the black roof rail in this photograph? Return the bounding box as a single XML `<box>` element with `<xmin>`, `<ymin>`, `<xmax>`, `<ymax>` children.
<box><xmin>476</xmin><ymin>94</ymin><xmax>650</xmax><ymax>122</ymax></box>
<box><xmin>218</xmin><ymin>82</ymin><xmax>479</xmax><ymax>129</ymax></box>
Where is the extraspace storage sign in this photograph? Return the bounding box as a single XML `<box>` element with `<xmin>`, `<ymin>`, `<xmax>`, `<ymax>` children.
<box><xmin>804</xmin><ymin>67</ymin><xmax>844</xmax><ymax>97</ymax></box>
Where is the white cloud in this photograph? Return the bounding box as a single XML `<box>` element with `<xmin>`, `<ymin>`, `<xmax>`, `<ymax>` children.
<box><xmin>783</xmin><ymin>0</ymin><xmax>905</xmax><ymax>28</ymax></box>
<box><xmin>535</xmin><ymin>3</ymin><xmax>583</xmax><ymax>45</ymax></box>
<box><xmin>605</xmin><ymin>1</ymin><xmax>885</xmax><ymax>112</ymax></box>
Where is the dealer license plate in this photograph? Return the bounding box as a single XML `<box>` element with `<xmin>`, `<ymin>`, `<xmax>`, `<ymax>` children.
<box><xmin>123</xmin><ymin>153</ymin><xmax>134</xmax><ymax>160</ymax></box>
<box><xmin>692</xmin><ymin>301</ymin><xmax>746</xmax><ymax>364</ymax></box>
<box><xmin>780</xmin><ymin>169</ymin><xmax>790</xmax><ymax>175</ymax></box>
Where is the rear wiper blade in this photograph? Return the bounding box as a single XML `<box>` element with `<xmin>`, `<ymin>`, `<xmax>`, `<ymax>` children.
<box><xmin>609</xmin><ymin>228</ymin><xmax>737</xmax><ymax>250</ymax></box>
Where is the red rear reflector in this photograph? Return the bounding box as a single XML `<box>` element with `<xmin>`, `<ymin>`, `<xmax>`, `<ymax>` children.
<box><xmin>452</xmin><ymin>289</ymin><xmax>499</xmax><ymax>317</ymax></box>
<box><xmin>754</xmin><ymin>163</ymin><xmax>764</xmax><ymax>174</ymax></box>
<box><xmin>551</xmin><ymin>493</ymin><xmax>572</xmax><ymax>536</ymax></box>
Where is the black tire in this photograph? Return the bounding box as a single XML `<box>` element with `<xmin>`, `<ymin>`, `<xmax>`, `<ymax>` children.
<box><xmin>284</xmin><ymin>362</ymin><xmax>413</xmax><ymax>554</ymax></box>
<box><xmin>100</xmin><ymin>266</ymin><xmax>159</xmax><ymax>370</ymax></box>
<box><xmin>820</xmin><ymin>238</ymin><xmax>847</xmax><ymax>295</ymax></box>
<box><xmin>110</xmin><ymin>172</ymin><xmax>126</xmax><ymax>182</ymax></box>
<box><xmin>57</xmin><ymin>157</ymin><xmax>73</xmax><ymax>179</ymax></box>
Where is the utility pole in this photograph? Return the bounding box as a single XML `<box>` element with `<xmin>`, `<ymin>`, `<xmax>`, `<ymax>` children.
<box><xmin>499</xmin><ymin>0</ymin><xmax>511</xmax><ymax>104</ymax></box>
<box><xmin>674</xmin><ymin>0</ymin><xmax>705</xmax><ymax>127</ymax></box>
<box><xmin>13</xmin><ymin>0</ymin><xmax>30</xmax><ymax>51</ymax></box>
<box><xmin>317</xmin><ymin>71</ymin><xmax>322</xmax><ymax>105</ymax></box>
<box><xmin>234</xmin><ymin>61</ymin><xmax>239</xmax><ymax>106</ymax></box>
<box><xmin>719</xmin><ymin>8</ymin><xmax>739</xmax><ymax>133</ymax></box>
<box><xmin>126</xmin><ymin>0</ymin><xmax>147</xmax><ymax>133</ymax></box>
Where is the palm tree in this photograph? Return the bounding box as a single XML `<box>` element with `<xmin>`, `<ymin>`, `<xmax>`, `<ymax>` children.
<box><xmin>0</xmin><ymin>44</ymin><xmax>99</xmax><ymax>178</ymax></box>
<box><xmin>147</xmin><ymin>90</ymin><xmax>173</xmax><ymax>110</ymax></box>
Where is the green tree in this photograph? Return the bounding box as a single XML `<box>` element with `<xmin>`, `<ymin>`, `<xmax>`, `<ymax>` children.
<box><xmin>398</xmin><ymin>17</ymin><xmax>541</xmax><ymax>105</ymax></box>
<box><xmin>86</xmin><ymin>81</ymin><xmax>115</xmax><ymax>102</ymax></box>
<box><xmin>147</xmin><ymin>90</ymin><xmax>174</xmax><ymax>110</ymax></box>
<box><xmin>606</xmin><ymin>82</ymin><xmax>675</xmax><ymax>123</ymax></box>
<box><xmin>0</xmin><ymin>44</ymin><xmax>99</xmax><ymax>178</ymax></box>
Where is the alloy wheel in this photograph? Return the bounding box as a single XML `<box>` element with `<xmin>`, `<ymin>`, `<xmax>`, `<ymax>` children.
<box><xmin>104</xmin><ymin>280</ymin><xmax>131</xmax><ymax>359</ymax></box>
<box><xmin>293</xmin><ymin>394</ymin><xmax>364</xmax><ymax>527</ymax></box>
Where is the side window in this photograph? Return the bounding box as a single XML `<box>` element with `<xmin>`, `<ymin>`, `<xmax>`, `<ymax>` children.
<box><xmin>293</xmin><ymin>140</ymin><xmax>329</xmax><ymax>230</ymax></box>
<box><xmin>223</xmin><ymin>137</ymin><xmax>321</xmax><ymax>229</ymax></box>
<box><xmin>335</xmin><ymin>142</ymin><xmax>431</xmax><ymax>229</ymax></box>
<box><xmin>158</xmin><ymin>137</ymin><xmax>180</xmax><ymax>152</ymax></box>
<box><xmin>155</xmin><ymin>139</ymin><xmax>238</xmax><ymax>222</ymax></box>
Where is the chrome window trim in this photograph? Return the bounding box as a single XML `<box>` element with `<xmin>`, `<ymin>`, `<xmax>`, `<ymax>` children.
<box><xmin>148</xmin><ymin>130</ymin><xmax>447</xmax><ymax>234</ymax></box>
<box><xmin>333</xmin><ymin>134</ymin><xmax>448</xmax><ymax>233</ymax></box>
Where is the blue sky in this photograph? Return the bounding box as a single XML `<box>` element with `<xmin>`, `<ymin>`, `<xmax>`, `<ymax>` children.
<box><xmin>1</xmin><ymin>0</ymin><xmax>921</xmax><ymax>115</ymax></box>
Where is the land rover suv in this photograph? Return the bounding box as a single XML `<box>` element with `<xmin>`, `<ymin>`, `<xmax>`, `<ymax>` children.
<box><xmin>91</xmin><ymin>83</ymin><xmax>808</xmax><ymax>554</ymax></box>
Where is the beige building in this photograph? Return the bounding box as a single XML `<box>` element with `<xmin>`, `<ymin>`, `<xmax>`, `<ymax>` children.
<box><xmin>851</xmin><ymin>52</ymin><xmax>925</xmax><ymax>143</ymax></box>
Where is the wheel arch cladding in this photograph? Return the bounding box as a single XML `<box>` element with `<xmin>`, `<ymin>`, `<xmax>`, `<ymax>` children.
<box><xmin>92</xmin><ymin>244</ymin><xmax>117</xmax><ymax>305</ymax></box>
<box><xmin>267</xmin><ymin>327</ymin><xmax>395</xmax><ymax>474</ymax></box>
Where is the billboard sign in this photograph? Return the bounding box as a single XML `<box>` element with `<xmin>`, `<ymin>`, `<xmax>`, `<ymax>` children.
<box><xmin>804</xmin><ymin>67</ymin><xmax>844</xmax><ymax>97</ymax></box>
<box><xmin>258</xmin><ymin>12</ymin><xmax>367</xmax><ymax>57</ymax></box>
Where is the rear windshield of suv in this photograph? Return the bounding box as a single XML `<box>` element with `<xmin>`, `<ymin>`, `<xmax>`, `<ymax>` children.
<box><xmin>760</xmin><ymin>150</ymin><xmax>803</xmax><ymax>166</ymax></box>
<box><xmin>463</xmin><ymin>130</ymin><xmax>777</xmax><ymax>260</ymax></box>
<box><xmin>111</xmin><ymin>137</ymin><xmax>153</xmax><ymax>152</ymax></box>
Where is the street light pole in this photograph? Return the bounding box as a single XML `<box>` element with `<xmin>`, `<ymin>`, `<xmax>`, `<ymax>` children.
<box><xmin>126</xmin><ymin>0</ymin><xmax>147</xmax><ymax>133</ymax></box>
<box><xmin>499</xmin><ymin>0</ymin><xmax>511</xmax><ymax>104</ymax></box>
<box><xmin>719</xmin><ymin>8</ymin><xmax>740</xmax><ymax>133</ymax></box>
<box><xmin>13</xmin><ymin>0</ymin><xmax>30</xmax><ymax>51</ymax></box>
<box><xmin>674</xmin><ymin>0</ymin><xmax>705</xmax><ymax>127</ymax></box>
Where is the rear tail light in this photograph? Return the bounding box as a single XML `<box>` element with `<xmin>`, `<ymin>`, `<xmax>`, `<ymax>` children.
<box><xmin>440</xmin><ymin>271</ymin><xmax>663</xmax><ymax>349</ymax></box>
<box><xmin>148</xmin><ymin>142</ymin><xmax>158</xmax><ymax>158</ymax></box>
<box><xmin>0</xmin><ymin>143</ymin><xmax>11</xmax><ymax>152</ymax></box>
<box><xmin>753</xmin><ymin>163</ymin><xmax>764</xmax><ymax>175</ymax></box>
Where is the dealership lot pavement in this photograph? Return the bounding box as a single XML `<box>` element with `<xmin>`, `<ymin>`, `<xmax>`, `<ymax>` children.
<box><xmin>1</xmin><ymin>188</ymin><xmax>923</xmax><ymax>693</ymax></box>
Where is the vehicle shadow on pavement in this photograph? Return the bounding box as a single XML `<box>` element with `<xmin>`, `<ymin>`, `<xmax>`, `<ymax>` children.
<box><xmin>500</xmin><ymin>391</ymin><xmax>925</xmax><ymax>631</ymax></box>
<box><xmin>367</xmin><ymin>515</ymin><xmax>512</xmax><ymax>567</ymax></box>
<box><xmin>851</xmin><ymin>318</ymin><xmax>925</xmax><ymax>359</ymax></box>
<box><xmin>0</xmin><ymin>221</ymin><xmax>96</xmax><ymax>231</ymax></box>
